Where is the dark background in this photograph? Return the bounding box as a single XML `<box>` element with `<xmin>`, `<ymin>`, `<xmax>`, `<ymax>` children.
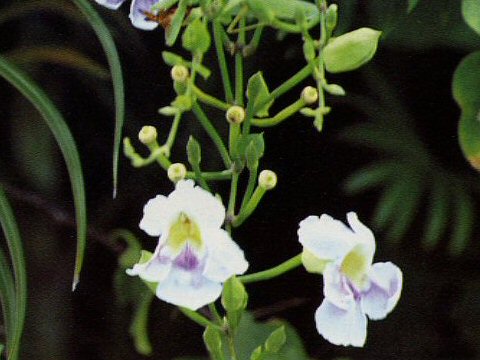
<box><xmin>1</xmin><ymin>0</ymin><xmax>480</xmax><ymax>359</ymax></box>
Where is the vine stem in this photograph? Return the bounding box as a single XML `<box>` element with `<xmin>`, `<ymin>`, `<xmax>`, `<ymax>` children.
<box><xmin>178</xmin><ymin>307</ymin><xmax>223</xmax><ymax>331</ymax></box>
<box><xmin>213</xmin><ymin>20</ymin><xmax>234</xmax><ymax>104</ymax></box>
<box><xmin>238</xmin><ymin>254</ymin><xmax>303</xmax><ymax>284</ymax></box>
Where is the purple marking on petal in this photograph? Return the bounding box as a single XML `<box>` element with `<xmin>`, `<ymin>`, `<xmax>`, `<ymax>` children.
<box><xmin>174</xmin><ymin>246</ymin><xmax>200</xmax><ymax>271</ymax></box>
<box><xmin>129</xmin><ymin>0</ymin><xmax>161</xmax><ymax>30</ymax></box>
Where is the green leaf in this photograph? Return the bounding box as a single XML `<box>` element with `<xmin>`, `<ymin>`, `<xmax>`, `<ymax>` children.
<box><xmin>187</xmin><ymin>136</ymin><xmax>202</xmax><ymax>166</ymax></box>
<box><xmin>235</xmin><ymin>133</ymin><xmax>265</xmax><ymax>168</ymax></box>
<box><xmin>111</xmin><ymin>229</ymin><xmax>142</xmax><ymax>269</ymax></box>
<box><xmin>323</xmin><ymin>28</ymin><xmax>382</xmax><ymax>73</ymax></box>
<box><xmin>452</xmin><ymin>51</ymin><xmax>480</xmax><ymax>170</ymax></box>
<box><xmin>462</xmin><ymin>0</ymin><xmax>480</xmax><ymax>36</ymax></box>
<box><xmin>0</xmin><ymin>244</ymin><xmax>16</xmax><ymax>351</ymax></box>
<box><xmin>372</xmin><ymin>175</ymin><xmax>412</xmax><ymax>230</ymax></box>
<box><xmin>449</xmin><ymin>186</ymin><xmax>475</xmax><ymax>256</ymax></box>
<box><xmin>221</xmin><ymin>276</ymin><xmax>248</xmax><ymax>312</ymax></box>
<box><xmin>0</xmin><ymin>185</ymin><xmax>27</xmax><ymax>360</ymax></box>
<box><xmin>182</xmin><ymin>18</ymin><xmax>211</xmax><ymax>55</ymax></box>
<box><xmin>264</xmin><ymin>326</ymin><xmax>286</xmax><ymax>353</ymax></box>
<box><xmin>423</xmin><ymin>179</ymin><xmax>449</xmax><ymax>249</ymax></box>
<box><xmin>72</xmin><ymin>0</ymin><xmax>125</xmax><ymax>198</ymax></box>
<box><xmin>0</xmin><ymin>56</ymin><xmax>86</xmax><ymax>291</ymax></box>
<box><xmin>407</xmin><ymin>0</ymin><xmax>420</xmax><ymax>13</ymax></box>
<box><xmin>166</xmin><ymin>0</ymin><xmax>189</xmax><ymax>46</ymax></box>
<box><xmin>129</xmin><ymin>291</ymin><xmax>154</xmax><ymax>356</ymax></box>
<box><xmin>386</xmin><ymin>177</ymin><xmax>424</xmax><ymax>242</ymax></box>
<box><xmin>247</xmin><ymin>72</ymin><xmax>274</xmax><ymax>117</ymax></box>
<box><xmin>203</xmin><ymin>325</ymin><xmax>224</xmax><ymax>360</ymax></box>
<box><xmin>343</xmin><ymin>161</ymin><xmax>399</xmax><ymax>194</ymax></box>
<box><xmin>234</xmin><ymin>313</ymin><xmax>309</xmax><ymax>360</ymax></box>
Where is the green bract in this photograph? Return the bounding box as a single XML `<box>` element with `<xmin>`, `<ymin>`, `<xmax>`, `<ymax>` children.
<box><xmin>323</xmin><ymin>27</ymin><xmax>381</xmax><ymax>73</ymax></box>
<box><xmin>452</xmin><ymin>51</ymin><xmax>480</xmax><ymax>170</ymax></box>
<box><xmin>182</xmin><ymin>18</ymin><xmax>211</xmax><ymax>55</ymax></box>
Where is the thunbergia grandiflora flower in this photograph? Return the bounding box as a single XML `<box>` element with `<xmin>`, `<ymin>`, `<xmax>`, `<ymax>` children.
<box><xmin>298</xmin><ymin>212</ymin><xmax>402</xmax><ymax>347</ymax></box>
<box><xmin>95</xmin><ymin>0</ymin><xmax>161</xmax><ymax>30</ymax></box>
<box><xmin>127</xmin><ymin>180</ymin><xmax>249</xmax><ymax>310</ymax></box>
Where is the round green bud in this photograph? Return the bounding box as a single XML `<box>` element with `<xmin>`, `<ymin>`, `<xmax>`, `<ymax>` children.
<box><xmin>258</xmin><ymin>170</ymin><xmax>277</xmax><ymax>190</ymax></box>
<box><xmin>301</xmin><ymin>86</ymin><xmax>318</xmax><ymax>104</ymax></box>
<box><xmin>170</xmin><ymin>65</ymin><xmax>189</xmax><ymax>83</ymax></box>
<box><xmin>138</xmin><ymin>126</ymin><xmax>157</xmax><ymax>145</ymax></box>
<box><xmin>226</xmin><ymin>105</ymin><xmax>246</xmax><ymax>124</ymax></box>
<box><xmin>167</xmin><ymin>163</ymin><xmax>187</xmax><ymax>183</ymax></box>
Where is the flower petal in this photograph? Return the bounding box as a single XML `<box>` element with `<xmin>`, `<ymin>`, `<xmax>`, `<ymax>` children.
<box><xmin>315</xmin><ymin>299</ymin><xmax>367</xmax><ymax>347</ymax></box>
<box><xmin>126</xmin><ymin>248</ymin><xmax>171</xmax><ymax>283</ymax></box>
<box><xmin>139</xmin><ymin>194</ymin><xmax>171</xmax><ymax>236</ymax></box>
<box><xmin>323</xmin><ymin>263</ymin><xmax>355</xmax><ymax>310</ymax></box>
<box><xmin>95</xmin><ymin>0</ymin><xmax>127</xmax><ymax>10</ymax></box>
<box><xmin>168</xmin><ymin>180</ymin><xmax>226</xmax><ymax>230</ymax></box>
<box><xmin>155</xmin><ymin>268</ymin><xmax>222</xmax><ymax>310</ymax></box>
<box><xmin>346</xmin><ymin>212</ymin><xmax>375</xmax><ymax>264</ymax></box>
<box><xmin>202</xmin><ymin>229</ymin><xmax>249</xmax><ymax>282</ymax></box>
<box><xmin>129</xmin><ymin>0</ymin><xmax>160</xmax><ymax>30</ymax></box>
<box><xmin>298</xmin><ymin>215</ymin><xmax>356</xmax><ymax>262</ymax></box>
<box><xmin>361</xmin><ymin>262</ymin><xmax>403</xmax><ymax>320</ymax></box>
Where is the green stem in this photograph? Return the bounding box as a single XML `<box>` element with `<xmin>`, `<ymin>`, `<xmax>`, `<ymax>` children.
<box><xmin>240</xmin><ymin>166</ymin><xmax>257</xmax><ymax>209</ymax></box>
<box><xmin>243</xmin><ymin>25</ymin><xmax>264</xmax><ymax>56</ymax></box>
<box><xmin>192</xmin><ymin>103</ymin><xmax>232</xmax><ymax>168</ymax></box>
<box><xmin>146</xmin><ymin>143</ymin><xmax>172</xmax><ymax>170</ymax></box>
<box><xmin>253</xmin><ymin>64</ymin><xmax>313</xmax><ymax>116</ymax></box>
<box><xmin>192</xmin><ymin>162</ymin><xmax>211</xmax><ymax>191</ymax></box>
<box><xmin>165</xmin><ymin>112</ymin><xmax>182</xmax><ymax>150</ymax></box>
<box><xmin>234</xmin><ymin>17</ymin><xmax>246</xmax><ymax>106</ymax></box>
<box><xmin>232</xmin><ymin>186</ymin><xmax>265</xmax><ymax>227</ymax></box>
<box><xmin>179</xmin><ymin>307</ymin><xmax>223</xmax><ymax>331</ymax></box>
<box><xmin>227</xmin><ymin>171</ymin><xmax>240</xmax><ymax>233</ymax></box>
<box><xmin>228</xmin><ymin>333</ymin><xmax>239</xmax><ymax>360</ymax></box>
<box><xmin>251</xmin><ymin>98</ymin><xmax>306</xmax><ymax>127</ymax></box>
<box><xmin>238</xmin><ymin>254</ymin><xmax>303</xmax><ymax>284</ymax></box>
<box><xmin>213</xmin><ymin>20</ymin><xmax>234</xmax><ymax>103</ymax></box>
<box><xmin>314</xmin><ymin>0</ymin><xmax>328</xmax><ymax>131</ymax></box>
<box><xmin>193</xmin><ymin>85</ymin><xmax>230</xmax><ymax>111</ymax></box>
<box><xmin>185</xmin><ymin>169</ymin><xmax>232</xmax><ymax>181</ymax></box>
<box><xmin>229</xmin><ymin>123</ymin><xmax>240</xmax><ymax>155</ymax></box>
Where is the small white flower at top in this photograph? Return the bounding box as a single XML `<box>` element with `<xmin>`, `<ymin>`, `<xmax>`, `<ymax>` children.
<box><xmin>127</xmin><ymin>180</ymin><xmax>249</xmax><ymax>310</ymax></box>
<box><xmin>298</xmin><ymin>212</ymin><xmax>402</xmax><ymax>347</ymax></box>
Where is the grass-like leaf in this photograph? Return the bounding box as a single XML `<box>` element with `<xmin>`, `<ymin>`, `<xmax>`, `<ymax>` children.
<box><xmin>423</xmin><ymin>178</ymin><xmax>449</xmax><ymax>249</ymax></box>
<box><xmin>449</xmin><ymin>185</ymin><xmax>475</xmax><ymax>256</ymax></box>
<box><xmin>73</xmin><ymin>0</ymin><xmax>125</xmax><ymax>198</ymax></box>
<box><xmin>0</xmin><ymin>55</ymin><xmax>87</xmax><ymax>290</ymax></box>
<box><xmin>6</xmin><ymin>46</ymin><xmax>110</xmax><ymax>79</ymax></box>
<box><xmin>0</xmin><ymin>185</ymin><xmax>27</xmax><ymax>360</ymax></box>
<box><xmin>343</xmin><ymin>161</ymin><xmax>399</xmax><ymax>194</ymax></box>
<box><xmin>0</xmin><ymin>246</ymin><xmax>15</xmax><ymax>347</ymax></box>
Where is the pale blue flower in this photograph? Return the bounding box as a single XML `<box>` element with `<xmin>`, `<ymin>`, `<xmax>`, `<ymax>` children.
<box><xmin>127</xmin><ymin>180</ymin><xmax>249</xmax><ymax>310</ymax></box>
<box><xmin>94</xmin><ymin>0</ymin><xmax>162</xmax><ymax>30</ymax></box>
<box><xmin>298</xmin><ymin>212</ymin><xmax>402</xmax><ymax>347</ymax></box>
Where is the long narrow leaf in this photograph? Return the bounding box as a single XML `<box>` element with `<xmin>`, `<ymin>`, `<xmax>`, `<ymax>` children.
<box><xmin>0</xmin><ymin>185</ymin><xmax>27</xmax><ymax>360</ymax></box>
<box><xmin>0</xmin><ymin>245</ymin><xmax>16</xmax><ymax>350</ymax></box>
<box><xmin>0</xmin><ymin>56</ymin><xmax>87</xmax><ymax>290</ymax></box>
<box><xmin>72</xmin><ymin>0</ymin><xmax>125</xmax><ymax>197</ymax></box>
<box><xmin>449</xmin><ymin>185</ymin><xmax>475</xmax><ymax>256</ymax></box>
<box><xmin>343</xmin><ymin>161</ymin><xmax>399</xmax><ymax>194</ymax></box>
<box><xmin>423</xmin><ymin>178</ymin><xmax>449</xmax><ymax>249</ymax></box>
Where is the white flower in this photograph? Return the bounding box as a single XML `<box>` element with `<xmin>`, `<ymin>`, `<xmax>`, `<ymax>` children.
<box><xmin>127</xmin><ymin>180</ymin><xmax>249</xmax><ymax>310</ymax></box>
<box><xmin>298</xmin><ymin>212</ymin><xmax>403</xmax><ymax>347</ymax></box>
<box><xmin>95</xmin><ymin>0</ymin><xmax>162</xmax><ymax>30</ymax></box>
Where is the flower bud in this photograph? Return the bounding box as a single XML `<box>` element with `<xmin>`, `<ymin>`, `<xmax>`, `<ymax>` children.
<box><xmin>170</xmin><ymin>65</ymin><xmax>189</xmax><ymax>83</ymax></box>
<box><xmin>258</xmin><ymin>170</ymin><xmax>277</xmax><ymax>190</ymax></box>
<box><xmin>226</xmin><ymin>105</ymin><xmax>246</xmax><ymax>124</ymax></box>
<box><xmin>301</xmin><ymin>86</ymin><xmax>318</xmax><ymax>104</ymax></box>
<box><xmin>323</xmin><ymin>27</ymin><xmax>381</xmax><ymax>73</ymax></box>
<box><xmin>325</xmin><ymin>4</ymin><xmax>338</xmax><ymax>32</ymax></box>
<box><xmin>168</xmin><ymin>163</ymin><xmax>187</xmax><ymax>182</ymax></box>
<box><xmin>138</xmin><ymin>126</ymin><xmax>157</xmax><ymax>145</ymax></box>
